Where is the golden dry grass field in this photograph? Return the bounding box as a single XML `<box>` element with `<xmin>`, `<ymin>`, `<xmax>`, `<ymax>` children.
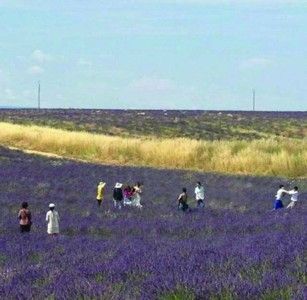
<box><xmin>0</xmin><ymin>122</ymin><xmax>306</xmax><ymax>178</ymax></box>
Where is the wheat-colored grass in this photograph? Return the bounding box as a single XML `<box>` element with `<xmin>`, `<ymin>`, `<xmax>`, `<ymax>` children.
<box><xmin>0</xmin><ymin>122</ymin><xmax>306</xmax><ymax>178</ymax></box>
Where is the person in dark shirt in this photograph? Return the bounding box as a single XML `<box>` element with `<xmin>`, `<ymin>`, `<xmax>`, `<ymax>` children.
<box><xmin>18</xmin><ymin>202</ymin><xmax>32</xmax><ymax>233</ymax></box>
<box><xmin>113</xmin><ymin>183</ymin><xmax>123</xmax><ymax>209</ymax></box>
<box><xmin>177</xmin><ymin>188</ymin><xmax>189</xmax><ymax>212</ymax></box>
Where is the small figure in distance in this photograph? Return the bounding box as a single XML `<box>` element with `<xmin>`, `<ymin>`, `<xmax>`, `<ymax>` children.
<box><xmin>273</xmin><ymin>184</ymin><xmax>287</xmax><ymax>210</ymax></box>
<box><xmin>113</xmin><ymin>183</ymin><xmax>123</xmax><ymax>209</ymax></box>
<box><xmin>18</xmin><ymin>202</ymin><xmax>32</xmax><ymax>233</ymax></box>
<box><xmin>46</xmin><ymin>203</ymin><xmax>60</xmax><ymax>236</ymax></box>
<box><xmin>195</xmin><ymin>181</ymin><xmax>205</xmax><ymax>208</ymax></box>
<box><xmin>286</xmin><ymin>186</ymin><xmax>299</xmax><ymax>209</ymax></box>
<box><xmin>96</xmin><ymin>181</ymin><xmax>106</xmax><ymax>207</ymax></box>
<box><xmin>177</xmin><ymin>187</ymin><xmax>189</xmax><ymax>212</ymax></box>
<box><xmin>132</xmin><ymin>182</ymin><xmax>143</xmax><ymax>209</ymax></box>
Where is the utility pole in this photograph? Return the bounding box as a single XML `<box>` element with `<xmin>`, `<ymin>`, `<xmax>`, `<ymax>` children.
<box><xmin>38</xmin><ymin>81</ymin><xmax>41</xmax><ymax>110</ymax></box>
<box><xmin>252</xmin><ymin>89</ymin><xmax>256</xmax><ymax>111</ymax></box>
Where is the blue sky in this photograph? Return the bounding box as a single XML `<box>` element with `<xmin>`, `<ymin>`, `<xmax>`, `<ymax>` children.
<box><xmin>0</xmin><ymin>0</ymin><xmax>306</xmax><ymax>110</ymax></box>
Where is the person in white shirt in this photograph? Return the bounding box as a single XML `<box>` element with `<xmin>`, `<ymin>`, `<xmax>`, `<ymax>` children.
<box><xmin>194</xmin><ymin>182</ymin><xmax>205</xmax><ymax>208</ymax></box>
<box><xmin>286</xmin><ymin>186</ymin><xmax>299</xmax><ymax>209</ymax></box>
<box><xmin>46</xmin><ymin>203</ymin><xmax>60</xmax><ymax>235</ymax></box>
<box><xmin>273</xmin><ymin>184</ymin><xmax>287</xmax><ymax>210</ymax></box>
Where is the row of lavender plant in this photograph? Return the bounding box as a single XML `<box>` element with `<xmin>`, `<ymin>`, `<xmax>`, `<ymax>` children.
<box><xmin>0</xmin><ymin>147</ymin><xmax>306</xmax><ymax>299</ymax></box>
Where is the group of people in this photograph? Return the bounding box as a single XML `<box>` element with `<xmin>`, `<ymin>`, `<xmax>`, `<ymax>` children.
<box><xmin>177</xmin><ymin>182</ymin><xmax>205</xmax><ymax>211</ymax></box>
<box><xmin>274</xmin><ymin>185</ymin><xmax>299</xmax><ymax>210</ymax></box>
<box><xmin>18</xmin><ymin>202</ymin><xmax>60</xmax><ymax>234</ymax></box>
<box><xmin>96</xmin><ymin>181</ymin><xmax>143</xmax><ymax>209</ymax></box>
<box><xmin>17</xmin><ymin>181</ymin><xmax>300</xmax><ymax>234</ymax></box>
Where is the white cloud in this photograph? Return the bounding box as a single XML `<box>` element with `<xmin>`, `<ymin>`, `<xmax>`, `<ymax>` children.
<box><xmin>77</xmin><ymin>58</ymin><xmax>93</xmax><ymax>67</ymax></box>
<box><xmin>240</xmin><ymin>57</ymin><xmax>273</xmax><ymax>69</ymax></box>
<box><xmin>31</xmin><ymin>49</ymin><xmax>51</xmax><ymax>63</ymax></box>
<box><xmin>27</xmin><ymin>65</ymin><xmax>44</xmax><ymax>75</ymax></box>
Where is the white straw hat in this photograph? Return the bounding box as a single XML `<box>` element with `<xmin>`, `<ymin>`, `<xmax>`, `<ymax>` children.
<box><xmin>49</xmin><ymin>203</ymin><xmax>55</xmax><ymax>208</ymax></box>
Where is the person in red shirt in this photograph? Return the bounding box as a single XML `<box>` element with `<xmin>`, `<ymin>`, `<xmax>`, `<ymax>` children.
<box><xmin>18</xmin><ymin>202</ymin><xmax>32</xmax><ymax>233</ymax></box>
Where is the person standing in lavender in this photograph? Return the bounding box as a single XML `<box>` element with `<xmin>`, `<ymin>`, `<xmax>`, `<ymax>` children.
<box><xmin>132</xmin><ymin>182</ymin><xmax>143</xmax><ymax>208</ymax></box>
<box><xmin>46</xmin><ymin>203</ymin><xmax>60</xmax><ymax>235</ymax></box>
<box><xmin>194</xmin><ymin>181</ymin><xmax>205</xmax><ymax>208</ymax></box>
<box><xmin>113</xmin><ymin>183</ymin><xmax>123</xmax><ymax>209</ymax></box>
<box><xmin>18</xmin><ymin>202</ymin><xmax>32</xmax><ymax>233</ymax></box>
<box><xmin>96</xmin><ymin>181</ymin><xmax>106</xmax><ymax>207</ymax></box>
<box><xmin>273</xmin><ymin>184</ymin><xmax>287</xmax><ymax>210</ymax></box>
<box><xmin>177</xmin><ymin>188</ymin><xmax>189</xmax><ymax>212</ymax></box>
<box><xmin>286</xmin><ymin>186</ymin><xmax>299</xmax><ymax>209</ymax></box>
<box><xmin>123</xmin><ymin>185</ymin><xmax>133</xmax><ymax>206</ymax></box>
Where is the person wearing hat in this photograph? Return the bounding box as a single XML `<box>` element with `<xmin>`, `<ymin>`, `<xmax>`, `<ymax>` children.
<box><xmin>96</xmin><ymin>181</ymin><xmax>106</xmax><ymax>206</ymax></box>
<box><xmin>113</xmin><ymin>183</ymin><xmax>123</xmax><ymax>209</ymax></box>
<box><xmin>46</xmin><ymin>203</ymin><xmax>60</xmax><ymax>235</ymax></box>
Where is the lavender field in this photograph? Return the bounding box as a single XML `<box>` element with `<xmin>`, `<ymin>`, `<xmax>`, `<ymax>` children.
<box><xmin>1</xmin><ymin>109</ymin><xmax>306</xmax><ymax>140</ymax></box>
<box><xmin>0</xmin><ymin>146</ymin><xmax>306</xmax><ymax>299</ymax></box>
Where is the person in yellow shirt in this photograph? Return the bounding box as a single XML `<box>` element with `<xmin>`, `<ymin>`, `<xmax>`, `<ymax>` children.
<box><xmin>96</xmin><ymin>182</ymin><xmax>106</xmax><ymax>206</ymax></box>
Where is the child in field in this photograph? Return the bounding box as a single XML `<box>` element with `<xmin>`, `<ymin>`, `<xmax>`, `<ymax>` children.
<box><xmin>273</xmin><ymin>184</ymin><xmax>287</xmax><ymax>210</ymax></box>
<box><xmin>113</xmin><ymin>183</ymin><xmax>123</xmax><ymax>209</ymax></box>
<box><xmin>177</xmin><ymin>188</ymin><xmax>189</xmax><ymax>212</ymax></box>
<box><xmin>46</xmin><ymin>203</ymin><xmax>60</xmax><ymax>235</ymax></box>
<box><xmin>18</xmin><ymin>202</ymin><xmax>32</xmax><ymax>233</ymax></box>
<box><xmin>286</xmin><ymin>186</ymin><xmax>299</xmax><ymax>209</ymax></box>
<box><xmin>195</xmin><ymin>181</ymin><xmax>205</xmax><ymax>208</ymax></box>
<box><xmin>96</xmin><ymin>181</ymin><xmax>106</xmax><ymax>206</ymax></box>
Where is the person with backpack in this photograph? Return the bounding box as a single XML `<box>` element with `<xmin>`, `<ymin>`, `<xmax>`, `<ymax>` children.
<box><xmin>18</xmin><ymin>202</ymin><xmax>32</xmax><ymax>233</ymax></box>
<box><xmin>46</xmin><ymin>203</ymin><xmax>60</xmax><ymax>235</ymax></box>
<box><xmin>96</xmin><ymin>181</ymin><xmax>106</xmax><ymax>207</ymax></box>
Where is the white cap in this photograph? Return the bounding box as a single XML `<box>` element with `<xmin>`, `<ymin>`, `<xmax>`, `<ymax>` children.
<box><xmin>49</xmin><ymin>203</ymin><xmax>55</xmax><ymax>208</ymax></box>
<box><xmin>115</xmin><ymin>183</ymin><xmax>123</xmax><ymax>188</ymax></box>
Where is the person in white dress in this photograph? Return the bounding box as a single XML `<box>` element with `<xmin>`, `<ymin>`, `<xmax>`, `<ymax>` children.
<box><xmin>131</xmin><ymin>182</ymin><xmax>143</xmax><ymax>208</ymax></box>
<box><xmin>46</xmin><ymin>203</ymin><xmax>60</xmax><ymax>235</ymax></box>
<box><xmin>194</xmin><ymin>182</ymin><xmax>205</xmax><ymax>208</ymax></box>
